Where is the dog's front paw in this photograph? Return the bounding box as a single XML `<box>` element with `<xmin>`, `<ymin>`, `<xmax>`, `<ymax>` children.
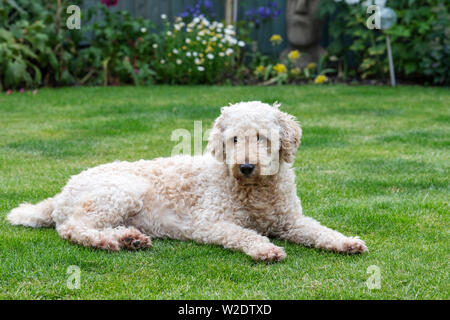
<box><xmin>342</xmin><ymin>237</ymin><xmax>368</xmax><ymax>254</ymax></box>
<box><xmin>250</xmin><ymin>244</ymin><xmax>286</xmax><ymax>262</ymax></box>
<box><xmin>119</xmin><ymin>231</ymin><xmax>152</xmax><ymax>250</ymax></box>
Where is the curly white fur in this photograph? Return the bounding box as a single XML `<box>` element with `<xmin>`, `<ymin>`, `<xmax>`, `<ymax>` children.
<box><xmin>7</xmin><ymin>101</ymin><xmax>367</xmax><ymax>261</ymax></box>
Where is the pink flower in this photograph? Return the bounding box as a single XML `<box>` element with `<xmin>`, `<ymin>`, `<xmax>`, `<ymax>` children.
<box><xmin>134</xmin><ymin>68</ymin><xmax>139</xmax><ymax>74</ymax></box>
<box><xmin>101</xmin><ymin>0</ymin><xmax>119</xmax><ymax>7</ymax></box>
<box><xmin>19</xmin><ymin>88</ymin><xmax>25</xmax><ymax>93</ymax></box>
<box><xmin>33</xmin><ymin>90</ymin><xmax>38</xmax><ymax>95</ymax></box>
<box><xmin>6</xmin><ymin>89</ymin><xmax>12</xmax><ymax>95</ymax></box>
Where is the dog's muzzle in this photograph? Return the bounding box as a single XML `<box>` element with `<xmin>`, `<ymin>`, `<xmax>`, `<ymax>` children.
<box><xmin>239</xmin><ymin>164</ymin><xmax>255</xmax><ymax>176</ymax></box>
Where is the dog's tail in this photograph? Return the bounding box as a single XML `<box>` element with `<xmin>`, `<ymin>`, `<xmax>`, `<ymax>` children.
<box><xmin>7</xmin><ymin>198</ymin><xmax>55</xmax><ymax>228</ymax></box>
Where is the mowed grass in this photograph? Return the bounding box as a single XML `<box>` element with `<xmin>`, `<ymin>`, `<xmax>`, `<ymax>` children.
<box><xmin>0</xmin><ymin>85</ymin><xmax>448</xmax><ymax>299</ymax></box>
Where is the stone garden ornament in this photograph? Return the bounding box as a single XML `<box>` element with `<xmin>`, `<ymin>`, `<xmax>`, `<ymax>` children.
<box><xmin>285</xmin><ymin>0</ymin><xmax>325</xmax><ymax>68</ymax></box>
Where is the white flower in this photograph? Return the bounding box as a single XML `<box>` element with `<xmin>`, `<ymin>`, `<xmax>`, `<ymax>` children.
<box><xmin>186</xmin><ymin>38</ymin><xmax>191</xmax><ymax>44</ymax></box>
<box><xmin>226</xmin><ymin>36</ymin><xmax>237</xmax><ymax>45</ymax></box>
<box><xmin>167</xmin><ymin>31</ymin><xmax>172</xmax><ymax>36</ymax></box>
<box><xmin>186</xmin><ymin>52</ymin><xmax>192</xmax><ymax>57</ymax></box>
<box><xmin>207</xmin><ymin>53</ymin><xmax>214</xmax><ymax>60</ymax></box>
<box><xmin>193</xmin><ymin>17</ymin><xmax>200</xmax><ymax>24</ymax></box>
<box><xmin>152</xmin><ymin>43</ymin><xmax>158</xmax><ymax>49</ymax></box>
<box><xmin>173</xmin><ymin>49</ymin><xmax>179</xmax><ymax>54</ymax></box>
<box><xmin>161</xmin><ymin>14</ymin><xmax>167</xmax><ymax>19</ymax></box>
<box><xmin>224</xmin><ymin>29</ymin><xmax>235</xmax><ymax>36</ymax></box>
<box><xmin>160</xmin><ymin>59</ymin><xmax>166</xmax><ymax>64</ymax></box>
<box><xmin>197</xmin><ymin>66</ymin><xmax>205</xmax><ymax>72</ymax></box>
<box><xmin>176</xmin><ymin>59</ymin><xmax>182</xmax><ymax>65</ymax></box>
<box><xmin>140</xmin><ymin>27</ymin><xmax>147</xmax><ymax>33</ymax></box>
<box><xmin>344</xmin><ymin>0</ymin><xmax>360</xmax><ymax>4</ymax></box>
<box><xmin>195</xmin><ymin>58</ymin><xmax>202</xmax><ymax>65</ymax></box>
<box><xmin>219</xmin><ymin>52</ymin><xmax>225</xmax><ymax>57</ymax></box>
<box><xmin>193</xmin><ymin>52</ymin><xmax>198</xmax><ymax>57</ymax></box>
<box><xmin>238</xmin><ymin>40</ymin><xmax>245</xmax><ymax>47</ymax></box>
<box><xmin>202</xmin><ymin>40</ymin><xmax>207</xmax><ymax>45</ymax></box>
<box><xmin>187</xmin><ymin>28</ymin><xmax>192</xmax><ymax>33</ymax></box>
<box><xmin>218</xmin><ymin>23</ymin><xmax>224</xmax><ymax>29</ymax></box>
<box><xmin>225</xmin><ymin>48</ymin><xmax>234</xmax><ymax>56</ymax></box>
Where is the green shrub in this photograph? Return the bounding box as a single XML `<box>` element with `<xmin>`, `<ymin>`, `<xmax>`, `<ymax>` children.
<box><xmin>85</xmin><ymin>6</ymin><xmax>157</xmax><ymax>86</ymax></box>
<box><xmin>0</xmin><ymin>0</ymin><xmax>84</xmax><ymax>90</ymax></box>
<box><xmin>319</xmin><ymin>0</ymin><xmax>450</xmax><ymax>85</ymax></box>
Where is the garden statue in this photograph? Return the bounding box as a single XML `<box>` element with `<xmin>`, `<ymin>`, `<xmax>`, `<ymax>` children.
<box><xmin>284</xmin><ymin>0</ymin><xmax>325</xmax><ymax>68</ymax></box>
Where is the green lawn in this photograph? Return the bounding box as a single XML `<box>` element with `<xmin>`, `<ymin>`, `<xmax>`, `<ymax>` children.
<box><xmin>0</xmin><ymin>85</ymin><xmax>448</xmax><ymax>299</ymax></box>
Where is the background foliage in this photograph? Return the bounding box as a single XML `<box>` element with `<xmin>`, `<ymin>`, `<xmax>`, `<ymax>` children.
<box><xmin>0</xmin><ymin>0</ymin><xmax>449</xmax><ymax>90</ymax></box>
<box><xmin>319</xmin><ymin>0</ymin><xmax>450</xmax><ymax>85</ymax></box>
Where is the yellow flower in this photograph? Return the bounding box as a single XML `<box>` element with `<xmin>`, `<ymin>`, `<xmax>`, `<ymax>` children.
<box><xmin>182</xmin><ymin>45</ymin><xmax>187</xmax><ymax>50</ymax></box>
<box><xmin>270</xmin><ymin>34</ymin><xmax>283</xmax><ymax>45</ymax></box>
<box><xmin>291</xmin><ymin>67</ymin><xmax>300</xmax><ymax>76</ymax></box>
<box><xmin>288</xmin><ymin>50</ymin><xmax>300</xmax><ymax>61</ymax></box>
<box><xmin>273</xmin><ymin>63</ymin><xmax>287</xmax><ymax>74</ymax></box>
<box><xmin>307</xmin><ymin>63</ymin><xmax>316</xmax><ymax>70</ymax></box>
<box><xmin>255</xmin><ymin>65</ymin><xmax>266</xmax><ymax>75</ymax></box>
<box><xmin>314</xmin><ymin>75</ymin><xmax>328</xmax><ymax>84</ymax></box>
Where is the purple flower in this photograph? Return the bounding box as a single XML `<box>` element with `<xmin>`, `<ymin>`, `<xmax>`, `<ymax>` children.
<box><xmin>19</xmin><ymin>88</ymin><xmax>25</xmax><ymax>93</ymax></box>
<box><xmin>101</xmin><ymin>0</ymin><xmax>118</xmax><ymax>8</ymax></box>
<box><xmin>244</xmin><ymin>1</ymin><xmax>282</xmax><ymax>26</ymax></box>
<box><xmin>179</xmin><ymin>0</ymin><xmax>215</xmax><ymax>19</ymax></box>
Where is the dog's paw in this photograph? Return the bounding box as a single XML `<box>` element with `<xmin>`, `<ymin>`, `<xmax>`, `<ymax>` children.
<box><xmin>119</xmin><ymin>232</ymin><xmax>152</xmax><ymax>250</ymax></box>
<box><xmin>342</xmin><ymin>237</ymin><xmax>368</xmax><ymax>254</ymax></box>
<box><xmin>250</xmin><ymin>244</ymin><xmax>286</xmax><ymax>262</ymax></box>
<box><xmin>95</xmin><ymin>239</ymin><xmax>120</xmax><ymax>252</ymax></box>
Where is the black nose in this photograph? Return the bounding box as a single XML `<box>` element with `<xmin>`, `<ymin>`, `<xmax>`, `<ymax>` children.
<box><xmin>239</xmin><ymin>164</ymin><xmax>255</xmax><ymax>175</ymax></box>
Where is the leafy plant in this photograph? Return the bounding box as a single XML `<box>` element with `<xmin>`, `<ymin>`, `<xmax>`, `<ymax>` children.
<box><xmin>86</xmin><ymin>5</ymin><xmax>157</xmax><ymax>85</ymax></box>
<box><xmin>0</xmin><ymin>0</ymin><xmax>84</xmax><ymax>90</ymax></box>
<box><xmin>319</xmin><ymin>0</ymin><xmax>450</xmax><ymax>85</ymax></box>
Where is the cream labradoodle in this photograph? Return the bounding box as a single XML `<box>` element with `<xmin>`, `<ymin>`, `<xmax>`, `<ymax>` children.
<box><xmin>7</xmin><ymin>101</ymin><xmax>367</xmax><ymax>261</ymax></box>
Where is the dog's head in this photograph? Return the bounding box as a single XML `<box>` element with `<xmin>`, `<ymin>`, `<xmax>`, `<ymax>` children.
<box><xmin>207</xmin><ymin>101</ymin><xmax>301</xmax><ymax>184</ymax></box>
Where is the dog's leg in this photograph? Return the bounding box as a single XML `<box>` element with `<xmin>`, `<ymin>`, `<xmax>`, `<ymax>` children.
<box><xmin>276</xmin><ymin>216</ymin><xmax>368</xmax><ymax>254</ymax></box>
<box><xmin>57</xmin><ymin>216</ymin><xmax>151</xmax><ymax>251</ymax></box>
<box><xmin>193</xmin><ymin>221</ymin><xmax>286</xmax><ymax>262</ymax></box>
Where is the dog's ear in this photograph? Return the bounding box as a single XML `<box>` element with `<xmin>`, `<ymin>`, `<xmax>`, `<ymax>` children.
<box><xmin>277</xmin><ymin>110</ymin><xmax>302</xmax><ymax>163</ymax></box>
<box><xmin>207</xmin><ymin>113</ymin><xmax>225</xmax><ymax>162</ymax></box>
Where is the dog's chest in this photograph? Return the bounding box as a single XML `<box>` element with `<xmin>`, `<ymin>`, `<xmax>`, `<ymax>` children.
<box><xmin>232</xmin><ymin>187</ymin><xmax>282</xmax><ymax>233</ymax></box>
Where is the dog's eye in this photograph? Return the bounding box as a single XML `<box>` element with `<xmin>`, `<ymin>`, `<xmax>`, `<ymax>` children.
<box><xmin>257</xmin><ymin>134</ymin><xmax>266</xmax><ymax>142</ymax></box>
<box><xmin>233</xmin><ymin>137</ymin><xmax>237</xmax><ymax>144</ymax></box>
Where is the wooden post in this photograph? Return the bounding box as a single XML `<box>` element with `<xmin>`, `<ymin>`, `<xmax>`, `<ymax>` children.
<box><xmin>225</xmin><ymin>0</ymin><xmax>233</xmax><ymax>25</ymax></box>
